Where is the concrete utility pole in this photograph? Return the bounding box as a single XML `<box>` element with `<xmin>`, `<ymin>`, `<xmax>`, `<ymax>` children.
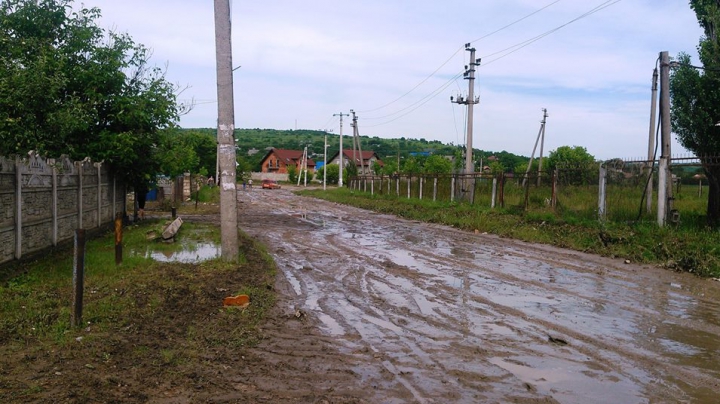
<box><xmin>350</xmin><ymin>110</ymin><xmax>364</xmax><ymax>175</ymax></box>
<box><xmin>334</xmin><ymin>112</ymin><xmax>349</xmax><ymax>186</ymax></box>
<box><xmin>323</xmin><ymin>133</ymin><xmax>328</xmax><ymax>190</ymax></box>
<box><xmin>658</xmin><ymin>51</ymin><xmax>673</xmax><ymax>226</ymax></box>
<box><xmin>451</xmin><ymin>43</ymin><xmax>481</xmax><ymax>175</ymax></box>
<box><xmin>646</xmin><ymin>67</ymin><xmax>659</xmax><ymax>214</ymax></box>
<box><xmin>214</xmin><ymin>0</ymin><xmax>238</xmax><ymax>261</ymax></box>
<box><xmin>537</xmin><ymin>108</ymin><xmax>548</xmax><ymax>186</ymax></box>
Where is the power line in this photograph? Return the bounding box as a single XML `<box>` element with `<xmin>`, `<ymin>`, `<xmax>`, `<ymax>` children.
<box><xmin>364</xmin><ymin>71</ymin><xmax>464</xmax><ymax>128</ymax></box>
<box><xmin>357</xmin><ymin>0</ymin><xmax>562</xmax><ymax>115</ymax></box>
<box><xmin>468</xmin><ymin>0</ymin><xmax>562</xmax><ymax>44</ymax></box>
<box><xmin>362</xmin><ymin>0</ymin><xmax>623</xmax><ymax>129</ymax></box>
<box><xmin>481</xmin><ymin>0</ymin><xmax>623</xmax><ymax>65</ymax></box>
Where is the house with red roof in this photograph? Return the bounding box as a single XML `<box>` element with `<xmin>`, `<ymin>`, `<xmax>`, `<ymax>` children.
<box><xmin>259</xmin><ymin>148</ymin><xmax>315</xmax><ymax>174</ymax></box>
<box><xmin>327</xmin><ymin>149</ymin><xmax>383</xmax><ymax>175</ymax></box>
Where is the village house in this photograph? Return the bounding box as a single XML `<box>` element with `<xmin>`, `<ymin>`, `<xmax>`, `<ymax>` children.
<box><xmin>327</xmin><ymin>149</ymin><xmax>383</xmax><ymax>175</ymax></box>
<box><xmin>259</xmin><ymin>148</ymin><xmax>316</xmax><ymax>174</ymax></box>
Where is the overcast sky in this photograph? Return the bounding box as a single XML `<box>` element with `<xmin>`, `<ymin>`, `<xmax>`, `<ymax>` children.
<box><xmin>80</xmin><ymin>0</ymin><xmax>703</xmax><ymax>160</ymax></box>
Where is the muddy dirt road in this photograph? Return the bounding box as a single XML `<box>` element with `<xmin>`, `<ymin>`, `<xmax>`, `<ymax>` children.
<box><xmin>239</xmin><ymin>188</ymin><xmax>720</xmax><ymax>403</ymax></box>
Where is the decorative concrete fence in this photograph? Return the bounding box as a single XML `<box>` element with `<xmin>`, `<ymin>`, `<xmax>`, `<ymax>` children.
<box><xmin>0</xmin><ymin>154</ymin><xmax>125</xmax><ymax>265</ymax></box>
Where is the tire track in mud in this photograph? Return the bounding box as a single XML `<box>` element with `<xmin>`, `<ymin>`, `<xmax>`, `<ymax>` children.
<box><xmin>238</xmin><ymin>189</ymin><xmax>720</xmax><ymax>403</ymax></box>
<box><xmin>325</xmin><ymin>216</ymin><xmax>720</xmax><ymax>402</ymax></box>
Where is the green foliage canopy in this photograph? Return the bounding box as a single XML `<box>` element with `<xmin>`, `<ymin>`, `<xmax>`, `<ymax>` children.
<box><xmin>546</xmin><ymin>146</ymin><xmax>595</xmax><ymax>170</ymax></box>
<box><xmin>0</xmin><ymin>0</ymin><xmax>182</xmax><ymax>186</ymax></box>
<box><xmin>670</xmin><ymin>0</ymin><xmax>720</xmax><ymax>225</ymax></box>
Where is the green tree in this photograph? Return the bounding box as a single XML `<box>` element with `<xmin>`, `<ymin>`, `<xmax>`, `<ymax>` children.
<box><xmin>423</xmin><ymin>154</ymin><xmax>452</xmax><ymax>174</ymax></box>
<box><xmin>546</xmin><ymin>146</ymin><xmax>595</xmax><ymax>170</ymax></box>
<box><xmin>0</xmin><ymin>0</ymin><xmax>182</xmax><ymax>188</ymax></box>
<box><xmin>236</xmin><ymin>155</ymin><xmax>252</xmax><ymax>183</ymax></box>
<box><xmin>670</xmin><ymin>0</ymin><xmax>720</xmax><ymax>225</ymax></box>
<box><xmin>287</xmin><ymin>165</ymin><xmax>298</xmax><ymax>183</ymax></box>
<box><xmin>155</xmin><ymin>132</ymin><xmax>199</xmax><ymax>178</ymax></box>
<box><xmin>345</xmin><ymin>161</ymin><xmax>358</xmax><ymax>178</ymax></box>
<box><xmin>402</xmin><ymin>156</ymin><xmax>422</xmax><ymax>175</ymax></box>
<box><xmin>488</xmin><ymin>161</ymin><xmax>505</xmax><ymax>176</ymax></box>
<box><xmin>547</xmin><ymin>146</ymin><xmax>596</xmax><ymax>185</ymax></box>
<box><xmin>318</xmin><ymin>164</ymin><xmax>339</xmax><ymax>185</ymax></box>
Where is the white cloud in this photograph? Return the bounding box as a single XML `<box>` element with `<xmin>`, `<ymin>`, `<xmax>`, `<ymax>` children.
<box><xmin>78</xmin><ymin>0</ymin><xmax>704</xmax><ymax>159</ymax></box>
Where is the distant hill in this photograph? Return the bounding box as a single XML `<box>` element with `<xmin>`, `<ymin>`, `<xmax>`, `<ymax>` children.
<box><xmin>181</xmin><ymin>128</ymin><xmax>529</xmax><ymax>172</ymax></box>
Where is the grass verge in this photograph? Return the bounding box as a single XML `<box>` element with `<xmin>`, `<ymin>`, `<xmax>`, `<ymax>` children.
<box><xmin>298</xmin><ymin>187</ymin><xmax>720</xmax><ymax>277</ymax></box>
<box><xmin>0</xmin><ymin>220</ymin><xmax>276</xmax><ymax>402</ymax></box>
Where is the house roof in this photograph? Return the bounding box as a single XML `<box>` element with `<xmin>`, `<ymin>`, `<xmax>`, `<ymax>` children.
<box><xmin>329</xmin><ymin>149</ymin><xmax>383</xmax><ymax>166</ymax></box>
<box><xmin>260</xmin><ymin>148</ymin><xmax>315</xmax><ymax>167</ymax></box>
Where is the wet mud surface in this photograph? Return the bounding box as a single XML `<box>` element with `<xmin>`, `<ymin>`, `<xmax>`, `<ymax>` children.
<box><xmin>239</xmin><ymin>188</ymin><xmax>720</xmax><ymax>403</ymax></box>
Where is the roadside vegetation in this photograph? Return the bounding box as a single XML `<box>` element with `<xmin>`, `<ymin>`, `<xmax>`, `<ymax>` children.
<box><xmin>299</xmin><ymin>187</ymin><xmax>720</xmax><ymax>277</ymax></box>
<box><xmin>0</xmin><ymin>219</ymin><xmax>276</xmax><ymax>402</ymax></box>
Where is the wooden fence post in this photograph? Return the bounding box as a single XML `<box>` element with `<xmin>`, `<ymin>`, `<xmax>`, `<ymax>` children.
<box><xmin>77</xmin><ymin>161</ymin><xmax>84</xmax><ymax>229</ymax></box>
<box><xmin>433</xmin><ymin>177</ymin><xmax>438</xmax><ymax>201</ymax></box>
<box><xmin>499</xmin><ymin>173</ymin><xmax>505</xmax><ymax>208</ymax></box>
<box><xmin>551</xmin><ymin>169</ymin><xmax>558</xmax><ymax>209</ymax></box>
<box><xmin>72</xmin><ymin>229</ymin><xmax>86</xmax><ymax>327</ymax></box>
<box><xmin>524</xmin><ymin>174</ymin><xmax>530</xmax><ymax>210</ymax></box>
<box><xmin>419</xmin><ymin>176</ymin><xmax>423</xmax><ymax>200</ymax></box>
<box><xmin>96</xmin><ymin>162</ymin><xmax>102</xmax><ymax>228</ymax></box>
<box><xmin>115</xmin><ymin>212</ymin><xmax>123</xmax><ymax>266</ymax></box>
<box><xmin>451</xmin><ymin>176</ymin><xmax>455</xmax><ymax>202</ymax></box>
<box><xmin>52</xmin><ymin>159</ymin><xmax>58</xmax><ymax>246</ymax></box>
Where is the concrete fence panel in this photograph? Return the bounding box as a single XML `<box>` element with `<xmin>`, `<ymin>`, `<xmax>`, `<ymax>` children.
<box><xmin>0</xmin><ymin>154</ymin><xmax>125</xmax><ymax>266</ymax></box>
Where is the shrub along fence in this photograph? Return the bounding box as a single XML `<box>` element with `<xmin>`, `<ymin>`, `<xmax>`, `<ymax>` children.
<box><xmin>0</xmin><ymin>154</ymin><xmax>125</xmax><ymax>266</ymax></box>
<box><xmin>348</xmin><ymin>156</ymin><xmax>712</xmax><ymax>228</ymax></box>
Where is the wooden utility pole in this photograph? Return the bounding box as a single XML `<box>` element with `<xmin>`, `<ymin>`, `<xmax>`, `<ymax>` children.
<box><xmin>214</xmin><ymin>0</ymin><xmax>238</xmax><ymax>260</ymax></box>
<box><xmin>658</xmin><ymin>51</ymin><xmax>673</xmax><ymax>226</ymax></box>
<box><xmin>334</xmin><ymin>113</ymin><xmax>349</xmax><ymax>186</ymax></box>
<box><xmin>646</xmin><ymin>67</ymin><xmax>659</xmax><ymax>214</ymax></box>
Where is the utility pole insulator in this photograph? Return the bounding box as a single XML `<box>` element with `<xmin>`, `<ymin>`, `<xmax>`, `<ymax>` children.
<box><xmin>450</xmin><ymin>42</ymin><xmax>480</xmax><ymax>200</ymax></box>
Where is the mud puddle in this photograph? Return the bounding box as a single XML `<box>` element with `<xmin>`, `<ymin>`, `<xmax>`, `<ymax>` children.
<box><xmin>133</xmin><ymin>222</ymin><xmax>220</xmax><ymax>263</ymax></box>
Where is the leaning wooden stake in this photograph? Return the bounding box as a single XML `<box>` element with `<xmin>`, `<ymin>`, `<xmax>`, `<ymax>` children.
<box><xmin>115</xmin><ymin>212</ymin><xmax>123</xmax><ymax>266</ymax></box>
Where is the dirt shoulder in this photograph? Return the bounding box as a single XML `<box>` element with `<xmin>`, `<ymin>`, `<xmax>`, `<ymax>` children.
<box><xmin>0</xmin><ymin>215</ymin><xmax>373</xmax><ymax>403</ymax></box>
